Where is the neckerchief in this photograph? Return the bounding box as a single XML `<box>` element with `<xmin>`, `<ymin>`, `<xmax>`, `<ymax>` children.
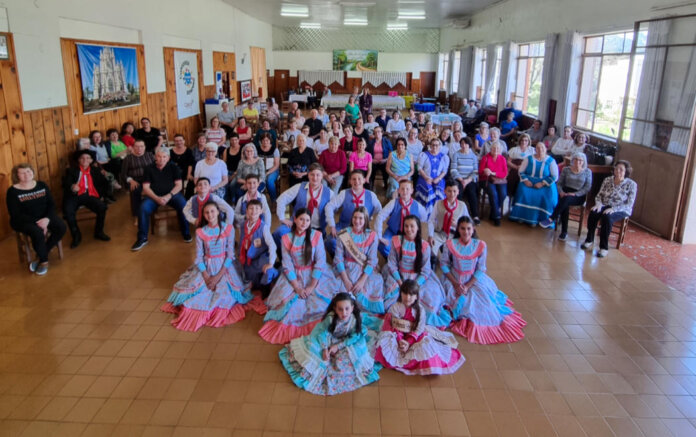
<box><xmin>351</xmin><ymin>189</ymin><xmax>365</xmax><ymax>208</ymax></box>
<box><xmin>442</xmin><ymin>199</ymin><xmax>458</xmax><ymax>233</ymax></box>
<box><xmin>239</xmin><ymin>219</ymin><xmax>261</xmax><ymax>265</ymax></box>
<box><xmin>399</xmin><ymin>198</ymin><xmax>413</xmax><ymax>232</ymax></box>
<box><xmin>307</xmin><ymin>184</ymin><xmax>322</xmax><ymax>217</ymax></box>
<box><xmin>77</xmin><ymin>166</ymin><xmax>99</xmax><ymax>197</ymax></box>
<box><xmin>196</xmin><ymin>193</ymin><xmax>210</xmax><ymax>220</ymax></box>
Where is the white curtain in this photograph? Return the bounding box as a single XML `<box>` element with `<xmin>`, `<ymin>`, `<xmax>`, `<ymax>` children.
<box><xmin>482</xmin><ymin>44</ymin><xmax>498</xmax><ymax>107</ymax></box>
<box><xmin>499</xmin><ymin>41</ymin><xmax>519</xmax><ymax>108</ymax></box>
<box><xmin>553</xmin><ymin>31</ymin><xmax>583</xmax><ymax>127</ymax></box>
<box><xmin>537</xmin><ymin>33</ymin><xmax>558</xmax><ymax>126</ymax></box>
<box><xmin>666</xmin><ymin>45</ymin><xmax>696</xmax><ymax>156</ymax></box>
<box><xmin>447</xmin><ymin>50</ymin><xmax>456</xmax><ymax>93</ymax></box>
<box><xmin>630</xmin><ymin>20</ymin><xmax>671</xmax><ymax>147</ymax></box>
<box><xmin>458</xmin><ymin>47</ymin><xmax>474</xmax><ymax>99</ymax></box>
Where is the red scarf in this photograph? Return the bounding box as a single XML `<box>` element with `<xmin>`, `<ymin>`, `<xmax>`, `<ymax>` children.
<box><xmin>307</xmin><ymin>184</ymin><xmax>322</xmax><ymax>216</ymax></box>
<box><xmin>351</xmin><ymin>189</ymin><xmax>365</xmax><ymax>208</ymax></box>
<box><xmin>77</xmin><ymin>166</ymin><xmax>99</xmax><ymax>197</ymax></box>
<box><xmin>196</xmin><ymin>193</ymin><xmax>210</xmax><ymax>220</ymax></box>
<box><xmin>442</xmin><ymin>200</ymin><xmax>458</xmax><ymax>233</ymax></box>
<box><xmin>239</xmin><ymin>219</ymin><xmax>261</xmax><ymax>266</ymax></box>
<box><xmin>399</xmin><ymin>198</ymin><xmax>413</xmax><ymax>231</ymax></box>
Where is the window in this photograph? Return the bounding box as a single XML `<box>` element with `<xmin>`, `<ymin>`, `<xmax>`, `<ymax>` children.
<box><xmin>576</xmin><ymin>30</ymin><xmax>646</xmax><ymax>137</ymax></box>
<box><xmin>438</xmin><ymin>52</ymin><xmax>450</xmax><ymax>92</ymax></box>
<box><xmin>514</xmin><ymin>41</ymin><xmax>545</xmax><ymax>116</ymax></box>
<box><xmin>451</xmin><ymin>51</ymin><xmax>461</xmax><ymax>94</ymax></box>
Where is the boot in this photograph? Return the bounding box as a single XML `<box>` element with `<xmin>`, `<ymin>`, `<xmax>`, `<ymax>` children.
<box><xmin>69</xmin><ymin>225</ymin><xmax>82</xmax><ymax>249</ymax></box>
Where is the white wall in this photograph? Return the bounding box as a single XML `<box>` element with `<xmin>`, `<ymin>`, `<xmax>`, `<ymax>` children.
<box><xmin>440</xmin><ymin>0</ymin><xmax>696</xmax><ymax>50</ymax></box>
<box><xmin>272</xmin><ymin>51</ymin><xmax>437</xmax><ymax>79</ymax></box>
<box><xmin>5</xmin><ymin>0</ymin><xmax>273</xmax><ymax>111</ymax></box>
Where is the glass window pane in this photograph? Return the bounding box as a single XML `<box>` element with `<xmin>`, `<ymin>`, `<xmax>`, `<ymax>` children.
<box><xmin>515</xmin><ymin>59</ymin><xmax>528</xmax><ymax>97</ymax></box>
<box><xmin>538</xmin><ymin>42</ymin><xmax>545</xmax><ymax>57</ymax></box>
<box><xmin>578</xmin><ymin>57</ymin><xmax>601</xmax><ymax>111</ymax></box>
<box><xmin>623</xmin><ymin>32</ymin><xmax>634</xmax><ymax>53</ymax></box>
<box><xmin>594</xmin><ymin>55</ymin><xmax>630</xmax><ymax>137</ymax></box>
<box><xmin>577</xmin><ymin>109</ymin><xmax>594</xmax><ymax>130</ymax></box>
<box><xmin>519</xmin><ymin>44</ymin><xmax>529</xmax><ymax>57</ymax></box>
<box><xmin>585</xmin><ymin>36</ymin><xmax>603</xmax><ymax>53</ymax></box>
<box><xmin>603</xmin><ymin>33</ymin><xmax>625</xmax><ymax>54</ymax></box>
<box><xmin>527</xmin><ymin>58</ymin><xmax>543</xmax><ymax>116</ymax></box>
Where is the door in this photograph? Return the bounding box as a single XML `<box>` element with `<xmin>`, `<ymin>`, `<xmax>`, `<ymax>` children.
<box><xmin>419</xmin><ymin>71</ymin><xmax>436</xmax><ymax>97</ymax></box>
<box><xmin>275</xmin><ymin>69</ymin><xmax>289</xmax><ymax>103</ymax></box>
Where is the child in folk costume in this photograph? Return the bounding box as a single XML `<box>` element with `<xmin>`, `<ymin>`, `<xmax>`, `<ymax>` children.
<box><xmin>383</xmin><ymin>215</ymin><xmax>452</xmax><ymax>328</ymax></box>
<box><xmin>162</xmin><ymin>201</ymin><xmax>254</xmax><ymax>332</ymax></box>
<box><xmin>324</xmin><ymin>170</ymin><xmax>382</xmax><ymax>256</ymax></box>
<box><xmin>375</xmin><ymin>280</ymin><xmax>465</xmax><ymax>375</ymax></box>
<box><xmin>234</xmin><ymin>173</ymin><xmax>272</xmax><ymax>228</ymax></box>
<box><xmin>183</xmin><ymin>177</ymin><xmax>235</xmax><ymax>226</ymax></box>
<box><xmin>334</xmin><ymin>207</ymin><xmax>386</xmax><ymax>315</ymax></box>
<box><xmin>239</xmin><ymin>199</ymin><xmax>278</xmax><ymax>300</ymax></box>
<box><xmin>415</xmin><ymin>139</ymin><xmax>450</xmax><ymax>218</ymax></box>
<box><xmin>374</xmin><ymin>180</ymin><xmax>428</xmax><ymax>258</ymax></box>
<box><xmin>279</xmin><ymin>292</ymin><xmax>382</xmax><ymax>395</ymax></box>
<box><xmin>440</xmin><ymin>217</ymin><xmax>526</xmax><ymax>344</ymax></box>
<box><xmin>428</xmin><ymin>180</ymin><xmax>471</xmax><ymax>256</ymax></box>
<box><xmin>259</xmin><ymin>208</ymin><xmax>339</xmax><ymax>344</ymax></box>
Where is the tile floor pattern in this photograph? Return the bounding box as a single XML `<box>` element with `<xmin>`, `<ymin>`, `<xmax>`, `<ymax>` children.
<box><xmin>1</xmin><ymin>198</ymin><xmax>696</xmax><ymax>437</ymax></box>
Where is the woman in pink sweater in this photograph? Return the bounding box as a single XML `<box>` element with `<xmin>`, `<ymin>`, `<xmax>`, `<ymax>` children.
<box><xmin>479</xmin><ymin>141</ymin><xmax>508</xmax><ymax>226</ymax></box>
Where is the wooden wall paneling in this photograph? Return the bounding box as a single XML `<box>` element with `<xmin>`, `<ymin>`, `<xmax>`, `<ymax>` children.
<box><xmin>0</xmin><ymin>34</ymin><xmax>28</xmax><ymax>167</ymax></box>
<box><xmin>267</xmin><ymin>72</ymin><xmax>275</xmax><ymax>103</ymax></box>
<box><xmin>288</xmin><ymin>76</ymin><xmax>299</xmax><ymax>90</ymax></box>
<box><xmin>29</xmin><ymin>111</ymin><xmax>49</xmax><ymax>184</ymax></box>
<box><xmin>42</xmin><ymin>109</ymin><xmax>60</xmax><ymax>194</ymax></box>
<box><xmin>60</xmin><ymin>107</ymin><xmax>73</xmax><ymax>169</ymax></box>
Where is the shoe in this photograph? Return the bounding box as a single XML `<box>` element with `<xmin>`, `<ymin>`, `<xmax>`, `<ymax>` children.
<box><xmin>473</xmin><ymin>217</ymin><xmax>481</xmax><ymax>225</ymax></box>
<box><xmin>70</xmin><ymin>230</ymin><xmax>82</xmax><ymax>248</ymax></box>
<box><xmin>29</xmin><ymin>260</ymin><xmax>39</xmax><ymax>272</ymax></box>
<box><xmin>539</xmin><ymin>218</ymin><xmax>554</xmax><ymax>229</ymax></box>
<box><xmin>131</xmin><ymin>239</ymin><xmax>148</xmax><ymax>251</ymax></box>
<box><xmin>35</xmin><ymin>263</ymin><xmax>48</xmax><ymax>276</ymax></box>
<box><xmin>183</xmin><ymin>234</ymin><xmax>193</xmax><ymax>243</ymax></box>
<box><xmin>113</xmin><ymin>182</ymin><xmax>122</xmax><ymax>190</ymax></box>
<box><xmin>597</xmin><ymin>249</ymin><xmax>608</xmax><ymax>258</ymax></box>
<box><xmin>580</xmin><ymin>241</ymin><xmax>593</xmax><ymax>250</ymax></box>
<box><xmin>493</xmin><ymin>219</ymin><xmax>501</xmax><ymax>227</ymax></box>
<box><xmin>105</xmin><ymin>195</ymin><xmax>116</xmax><ymax>204</ymax></box>
<box><xmin>94</xmin><ymin>232</ymin><xmax>111</xmax><ymax>241</ymax></box>
<box><xmin>558</xmin><ymin>232</ymin><xmax>567</xmax><ymax>241</ymax></box>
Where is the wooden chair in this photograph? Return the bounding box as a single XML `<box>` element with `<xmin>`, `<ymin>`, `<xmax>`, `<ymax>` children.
<box><xmin>76</xmin><ymin>205</ymin><xmax>97</xmax><ymax>222</ymax></box>
<box><xmin>556</xmin><ymin>203</ymin><xmax>586</xmax><ymax>237</ymax></box>
<box><xmin>151</xmin><ymin>205</ymin><xmax>179</xmax><ymax>235</ymax></box>
<box><xmin>608</xmin><ymin>217</ymin><xmax>630</xmax><ymax>249</ymax></box>
<box><xmin>15</xmin><ymin>232</ymin><xmax>63</xmax><ymax>264</ymax></box>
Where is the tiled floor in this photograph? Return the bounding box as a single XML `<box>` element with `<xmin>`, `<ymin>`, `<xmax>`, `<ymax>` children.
<box><xmin>2</xmin><ymin>197</ymin><xmax>696</xmax><ymax>437</ymax></box>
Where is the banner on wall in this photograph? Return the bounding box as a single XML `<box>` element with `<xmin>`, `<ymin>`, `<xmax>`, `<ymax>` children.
<box><xmin>332</xmin><ymin>50</ymin><xmax>378</xmax><ymax>71</ymax></box>
<box><xmin>174</xmin><ymin>50</ymin><xmax>200</xmax><ymax>119</ymax></box>
<box><xmin>76</xmin><ymin>43</ymin><xmax>140</xmax><ymax>114</ymax></box>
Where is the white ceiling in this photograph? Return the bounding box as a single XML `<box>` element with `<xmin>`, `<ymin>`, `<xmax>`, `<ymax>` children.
<box><xmin>223</xmin><ymin>0</ymin><xmax>500</xmax><ymax>29</ymax></box>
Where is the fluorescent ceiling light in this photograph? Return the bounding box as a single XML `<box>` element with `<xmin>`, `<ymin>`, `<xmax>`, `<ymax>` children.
<box><xmin>281</xmin><ymin>4</ymin><xmax>309</xmax><ymax>17</ymax></box>
<box><xmin>387</xmin><ymin>22</ymin><xmax>408</xmax><ymax>30</ymax></box>
<box><xmin>300</xmin><ymin>22</ymin><xmax>321</xmax><ymax>29</ymax></box>
<box><xmin>398</xmin><ymin>9</ymin><xmax>425</xmax><ymax>19</ymax></box>
<box><xmin>344</xmin><ymin>19</ymin><xmax>368</xmax><ymax>25</ymax></box>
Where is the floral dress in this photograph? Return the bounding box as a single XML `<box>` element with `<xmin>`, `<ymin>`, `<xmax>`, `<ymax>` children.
<box><xmin>161</xmin><ymin>223</ymin><xmax>256</xmax><ymax>332</ymax></box>
<box><xmin>415</xmin><ymin>151</ymin><xmax>449</xmax><ymax>218</ymax></box>
<box><xmin>279</xmin><ymin>312</ymin><xmax>382</xmax><ymax>395</ymax></box>
<box><xmin>375</xmin><ymin>302</ymin><xmax>465</xmax><ymax>375</ymax></box>
<box><xmin>383</xmin><ymin>236</ymin><xmax>452</xmax><ymax>328</ymax></box>
<box><xmin>334</xmin><ymin>229</ymin><xmax>386</xmax><ymax>315</ymax></box>
<box><xmin>259</xmin><ymin>230</ymin><xmax>339</xmax><ymax>344</ymax></box>
<box><xmin>439</xmin><ymin>238</ymin><xmax>526</xmax><ymax>344</ymax></box>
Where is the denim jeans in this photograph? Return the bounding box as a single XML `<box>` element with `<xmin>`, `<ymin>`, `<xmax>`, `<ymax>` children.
<box><xmin>137</xmin><ymin>193</ymin><xmax>189</xmax><ymax>241</ymax></box>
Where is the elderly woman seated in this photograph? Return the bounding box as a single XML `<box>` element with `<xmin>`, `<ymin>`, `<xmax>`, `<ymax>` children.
<box><xmin>540</xmin><ymin>152</ymin><xmax>592</xmax><ymax>240</ymax></box>
<box><xmin>6</xmin><ymin>163</ymin><xmax>67</xmax><ymax>275</ymax></box>
<box><xmin>509</xmin><ymin>142</ymin><xmax>559</xmax><ymax>226</ymax></box>
<box><xmin>581</xmin><ymin>160</ymin><xmax>637</xmax><ymax>258</ymax></box>
<box><xmin>478</xmin><ymin>140</ymin><xmax>507</xmax><ymax>226</ymax></box>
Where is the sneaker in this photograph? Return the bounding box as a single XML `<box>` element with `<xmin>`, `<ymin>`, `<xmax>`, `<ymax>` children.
<box><xmin>29</xmin><ymin>260</ymin><xmax>39</xmax><ymax>272</ymax></box>
<box><xmin>539</xmin><ymin>218</ymin><xmax>554</xmax><ymax>229</ymax></box>
<box><xmin>558</xmin><ymin>232</ymin><xmax>567</xmax><ymax>241</ymax></box>
<box><xmin>597</xmin><ymin>249</ymin><xmax>608</xmax><ymax>258</ymax></box>
<box><xmin>131</xmin><ymin>239</ymin><xmax>148</xmax><ymax>251</ymax></box>
<box><xmin>183</xmin><ymin>234</ymin><xmax>193</xmax><ymax>243</ymax></box>
<box><xmin>580</xmin><ymin>241</ymin><xmax>593</xmax><ymax>250</ymax></box>
<box><xmin>35</xmin><ymin>263</ymin><xmax>48</xmax><ymax>276</ymax></box>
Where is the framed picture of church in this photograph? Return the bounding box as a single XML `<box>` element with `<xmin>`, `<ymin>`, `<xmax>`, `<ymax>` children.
<box><xmin>76</xmin><ymin>43</ymin><xmax>140</xmax><ymax>114</ymax></box>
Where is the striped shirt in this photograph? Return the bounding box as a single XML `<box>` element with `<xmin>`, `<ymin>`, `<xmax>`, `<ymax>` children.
<box><xmin>557</xmin><ymin>167</ymin><xmax>592</xmax><ymax>197</ymax></box>
<box><xmin>449</xmin><ymin>149</ymin><xmax>478</xmax><ymax>182</ymax></box>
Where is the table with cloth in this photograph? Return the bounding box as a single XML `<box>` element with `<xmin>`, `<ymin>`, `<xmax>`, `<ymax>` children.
<box><xmin>427</xmin><ymin>112</ymin><xmax>462</xmax><ymax>125</ymax></box>
<box><xmin>413</xmin><ymin>102</ymin><xmax>435</xmax><ymax>112</ymax></box>
<box><xmin>321</xmin><ymin>94</ymin><xmax>406</xmax><ymax>110</ymax></box>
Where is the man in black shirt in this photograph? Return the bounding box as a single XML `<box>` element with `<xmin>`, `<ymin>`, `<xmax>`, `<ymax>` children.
<box><xmin>303</xmin><ymin>109</ymin><xmax>324</xmax><ymax>140</ymax></box>
<box><xmin>131</xmin><ymin>147</ymin><xmax>190</xmax><ymax>251</ymax></box>
<box><xmin>375</xmin><ymin>108</ymin><xmax>391</xmax><ymax>131</ymax></box>
<box><xmin>133</xmin><ymin>117</ymin><xmax>163</xmax><ymax>153</ymax></box>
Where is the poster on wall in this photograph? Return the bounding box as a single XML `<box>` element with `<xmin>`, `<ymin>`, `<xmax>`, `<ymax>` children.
<box><xmin>76</xmin><ymin>43</ymin><xmax>140</xmax><ymax>114</ymax></box>
<box><xmin>332</xmin><ymin>50</ymin><xmax>378</xmax><ymax>71</ymax></box>
<box><xmin>239</xmin><ymin>80</ymin><xmax>252</xmax><ymax>102</ymax></box>
<box><xmin>174</xmin><ymin>50</ymin><xmax>200</xmax><ymax>119</ymax></box>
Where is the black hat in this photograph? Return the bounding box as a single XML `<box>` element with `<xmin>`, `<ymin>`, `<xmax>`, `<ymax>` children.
<box><xmin>73</xmin><ymin>149</ymin><xmax>95</xmax><ymax>161</ymax></box>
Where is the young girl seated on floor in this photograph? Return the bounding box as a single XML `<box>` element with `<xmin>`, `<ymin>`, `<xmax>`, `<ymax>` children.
<box><xmin>279</xmin><ymin>292</ymin><xmax>382</xmax><ymax>395</ymax></box>
<box><xmin>375</xmin><ymin>279</ymin><xmax>465</xmax><ymax>375</ymax></box>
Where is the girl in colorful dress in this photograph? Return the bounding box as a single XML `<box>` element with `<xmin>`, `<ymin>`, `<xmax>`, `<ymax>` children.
<box><xmin>415</xmin><ymin>139</ymin><xmax>450</xmax><ymax>218</ymax></box>
<box><xmin>334</xmin><ymin>207</ymin><xmax>386</xmax><ymax>315</ymax></box>
<box><xmin>375</xmin><ymin>280</ymin><xmax>465</xmax><ymax>375</ymax></box>
<box><xmin>279</xmin><ymin>292</ymin><xmax>381</xmax><ymax>395</ymax></box>
<box><xmin>259</xmin><ymin>208</ymin><xmax>339</xmax><ymax>344</ymax></box>
<box><xmin>383</xmin><ymin>215</ymin><xmax>452</xmax><ymax>328</ymax></box>
<box><xmin>440</xmin><ymin>216</ymin><xmax>526</xmax><ymax>344</ymax></box>
<box><xmin>162</xmin><ymin>201</ymin><xmax>254</xmax><ymax>332</ymax></box>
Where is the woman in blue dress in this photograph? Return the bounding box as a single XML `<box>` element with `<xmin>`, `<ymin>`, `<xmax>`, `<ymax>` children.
<box><xmin>259</xmin><ymin>208</ymin><xmax>339</xmax><ymax>344</ymax></box>
<box><xmin>415</xmin><ymin>139</ymin><xmax>450</xmax><ymax>218</ymax></box>
<box><xmin>440</xmin><ymin>217</ymin><xmax>526</xmax><ymax>344</ymax></box>
<box><xmin>509</xmin><ymin>142</ymin><xmax>558</xmax><ymax>225</ymax></box>
<box><xmin>162</xmin><ymin>201</ymin><xmax>254</xmax><ymax>332</ymax></box>
<box><xmin>334</xmin><ymin>207</ymin><xmax>386</xmax><ymax>315</ymax></box>
<box><xmin>383</xmin><ymin>215</ymin><xmax>452</xmax><ymax>328</ymax></box>
<box><xmin>279</xmin><ymin>292</ymin><xmax>381</xmax><ymax>395</ymax></box>
<box><xmin>385</xmin><ymin>137</ymin><xmax>414</xmax><ymax>200</ymax></box>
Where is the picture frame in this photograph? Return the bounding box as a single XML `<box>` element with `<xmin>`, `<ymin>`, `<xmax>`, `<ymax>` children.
<box><xmin>239</xmin><ymin>80</ymin><xmax>252</xmax><ymax>102</ymax></box>
<box><xmin>0</xmin><ymin>34</ymin><xmax>10</xmax><ymax>61</ymax></box>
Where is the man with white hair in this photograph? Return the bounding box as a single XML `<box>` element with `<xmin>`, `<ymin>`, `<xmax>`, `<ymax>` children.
<box><xmin>132</xmin><ymin>146</ymin><xmax>190</xmax><ymax>251</ymax></box>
